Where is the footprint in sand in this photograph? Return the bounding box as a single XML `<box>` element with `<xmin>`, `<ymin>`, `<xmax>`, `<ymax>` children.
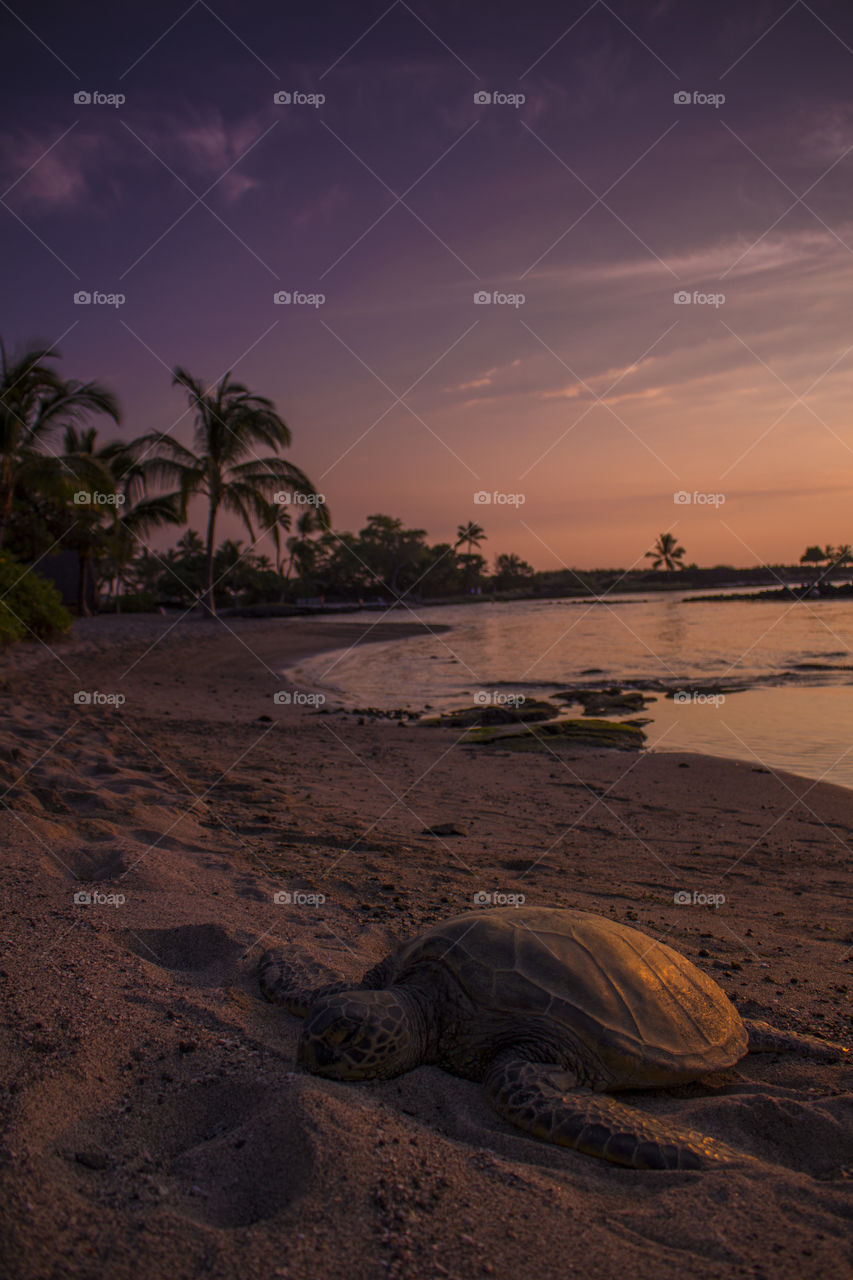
<box><xmin>67</xmin><ymin>843</ymin><xmax>129</xmax><ymax>881</ymax></box>
<box><xmin>122</xmin><ymin>923</ymin><xmax>245</xmax><ymax>985</ymax></box>
<box><xmin>59</xmin><ymin>1076</ymin><xmax>314</xmax><ymax>1228</ymax></box>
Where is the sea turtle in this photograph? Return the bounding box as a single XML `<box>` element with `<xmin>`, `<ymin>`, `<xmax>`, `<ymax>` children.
<box><xmin>258</xmin><ymin>906</ymin><xmax>847</xmax><ymax>1170</ymax></box>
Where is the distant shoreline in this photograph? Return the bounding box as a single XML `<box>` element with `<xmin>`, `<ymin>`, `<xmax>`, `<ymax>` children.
<box><xmin>212</xmin><ymin>576</ymin><xmax>852</xmax><ymax>618</ymax></box>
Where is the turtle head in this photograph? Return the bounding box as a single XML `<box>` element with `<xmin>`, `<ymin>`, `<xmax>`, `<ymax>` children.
<box><xmin>298</xmin><ymin>987</ymin><xmax>425</xmax><ymax>1080</ymax></box>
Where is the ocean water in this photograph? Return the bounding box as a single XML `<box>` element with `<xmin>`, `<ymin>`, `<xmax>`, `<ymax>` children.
<box><xmin>287</xmin><ymin>590</ymin><xmax>853</xmax><ymax>788</ymax></box>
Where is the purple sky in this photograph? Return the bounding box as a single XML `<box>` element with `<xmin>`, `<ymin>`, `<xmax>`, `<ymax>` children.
<box><xmin>3</xmin><ymin>0</ymin><xmax>853</xmax><ymax>570</ymax></box>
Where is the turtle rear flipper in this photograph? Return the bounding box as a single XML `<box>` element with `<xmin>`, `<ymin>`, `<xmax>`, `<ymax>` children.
<box><xmin>258</xmin><ymin>948</ymin><xmax>350</xmax><ymax>1016</ymax></box>
<box><xmin>744</xmin><ymin>1019</ymin><xmax>849</xmax><ymax>1062</ymax></box>
<box><xmin>484</xmin><ymin>1052</ymin><xmax>753</xmax><ymax>1170</ymax></box>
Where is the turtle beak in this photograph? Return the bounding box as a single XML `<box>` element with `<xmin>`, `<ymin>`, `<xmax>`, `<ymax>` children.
<box><xmin>298</xmin><ymin>1035</ymin><xmax>331</xmax><ymax>1072</ymax></box>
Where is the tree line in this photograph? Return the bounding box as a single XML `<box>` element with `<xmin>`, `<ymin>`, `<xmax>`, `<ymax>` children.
<box><xmin>0</xmin><ymin>341</ymin><xmax>538</xmax><ymax>614</ymax></box>
<box><xmin>5</xmin><ymin>340</ymin><xmax>846</xmax><ymax>619</ymax></box>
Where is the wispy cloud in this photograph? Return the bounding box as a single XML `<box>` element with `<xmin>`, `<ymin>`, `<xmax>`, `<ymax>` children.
<box><xmin>0</xmin><ymin>130</ymin><xmax>106</xmax><ymax>209</ymax></box>
<box><xmin>0</xmin><ymin>109</ymin><xmax>270</xmax><ymax>212</ymax></box>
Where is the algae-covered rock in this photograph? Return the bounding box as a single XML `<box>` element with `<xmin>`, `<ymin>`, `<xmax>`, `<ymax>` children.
<box><xmin>420</xmin><ymin>699</ymin><xmax>560</xmax><ymax>729</ymax></box>
<box><xmin>554</xmin><ymin>688</ymin><xmax>652</xmax><ymax>716</ymax></box>
<box><xmin>461</xmin><ymin>717</ymin><xmax>646</xmax><ymax>751</ymax></box>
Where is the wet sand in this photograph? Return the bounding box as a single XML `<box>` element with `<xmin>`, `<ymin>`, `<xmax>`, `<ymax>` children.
<box><xmin>1</xmin><ymin>614</ymin><xmax>851</xmax><ymax>1280</ymax></box>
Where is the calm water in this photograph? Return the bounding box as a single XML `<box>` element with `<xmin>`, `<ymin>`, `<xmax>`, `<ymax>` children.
<box><xmin>288</xmin><ymin>590</ymin><xmax>853</xmax><ymax>788</ymax></box>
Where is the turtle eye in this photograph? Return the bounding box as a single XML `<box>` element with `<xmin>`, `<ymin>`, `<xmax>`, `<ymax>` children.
<box><xmin>327</xmin><ymin>1025</ymin><xmax>358</xmax><ymax>1048</ymax></box>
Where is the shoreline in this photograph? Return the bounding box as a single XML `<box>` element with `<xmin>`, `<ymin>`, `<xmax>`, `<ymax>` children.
<box><xmin>2</xmin><ymin>615</ymin><xmax>852</xmax><ymax>1280</ymax></box>
<box><xmin>276</xmin><ymin>617</ymin><xmax>853</xmax><ymax>791</ymax></box>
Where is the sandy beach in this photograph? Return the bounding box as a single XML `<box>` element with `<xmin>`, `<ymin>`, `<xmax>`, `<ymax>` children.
<box><xmin>1</xmin><ymin>614</ymin><xmax>851</xmax><ymax>1280</ymax></box>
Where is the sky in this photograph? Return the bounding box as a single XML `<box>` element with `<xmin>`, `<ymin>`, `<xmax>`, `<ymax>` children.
<box><xmin>2</xmin><ymin>0</ymin><xmax>853</xmax><ymax>571</ymax></box>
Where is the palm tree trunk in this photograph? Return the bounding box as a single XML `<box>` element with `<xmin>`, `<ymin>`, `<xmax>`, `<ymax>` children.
<box><xmin>203</xmin><ymin>501</ymin><xmax>218</xmax><ymax>615</ymax></box>
<box><xmin>0</xmin><ymin>479</ymin><xmax>14</xmax><ymax>549</ymax></box>
<box><xmin>77</xmin><ymin>551</ymin><xmax>92</xmax><ymax>617</ymax></box>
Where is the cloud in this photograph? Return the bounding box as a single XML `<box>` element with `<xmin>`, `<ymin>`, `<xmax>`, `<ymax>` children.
<box><xmin>167</xmin><ymin>112</ymin><xmax>266</xmax><ymax>201</ymax></box>
<box><xmin>530</xmin><ymin>224</ymin><xmax>853</xmax><ymax>289</ymax></box>
<box><xmin>444</xmin><ymin>364</ymin><xmax>501</xmax><ymax>394</ymax></box>
<box><xmin>0</xmin><ymin>108</ymin><xmax>269</xmax><ymax>213</ymax></box>
<box><xmin>0</xmin><ymin>130</ymin><xmax>106</xmax><ymax>210</ymax></box>
<box><xmin>540</xmin><ymin>357</ymin><xmax>660</xmax><ymax>402</ymax></box>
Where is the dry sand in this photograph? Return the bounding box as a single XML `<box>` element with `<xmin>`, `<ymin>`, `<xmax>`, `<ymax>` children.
<box><xmin>0</xmin><ymin>613</ymin><xmax>851</xmax><ymax>1280</ymax></box>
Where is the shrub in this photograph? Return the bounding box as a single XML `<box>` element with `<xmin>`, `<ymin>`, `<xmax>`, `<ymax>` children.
<box><xmin>0</xmin><ymin>553</ymin><xmax>73</xmax><ymax>644</ymax></box>
<box><xmin>99</xmin><ymin>591</ymin><xmax>160</xmax><ymax>614</ymax></box>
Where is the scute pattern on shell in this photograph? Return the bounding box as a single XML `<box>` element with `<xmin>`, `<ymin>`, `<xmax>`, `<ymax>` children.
<box><xmin>386</xmin><ymin>906</ymin><xmax>747</xmax><ymax>1084</ymax></box>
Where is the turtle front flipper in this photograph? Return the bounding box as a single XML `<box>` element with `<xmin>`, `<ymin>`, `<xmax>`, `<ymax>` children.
<box><xmin>258</xmin><ymin>948</ymin><xmax>351</xmax><ymax>1016</ymax></box>
<box><xmin>484</xmin><ymin>1052</ymin><xmax>752</xmax><ymax>1170</ymax></box>
<box><xmin>744</xmin><ymin>1019</ymin><xmax>849</xmax><ymax>1063</ymax></box>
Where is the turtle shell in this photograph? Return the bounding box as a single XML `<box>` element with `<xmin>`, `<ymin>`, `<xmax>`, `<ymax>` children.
<box><xmin>385</xmin><ymin>906</ymin><xmax>747</xmax><ymax>1087</ymax></box>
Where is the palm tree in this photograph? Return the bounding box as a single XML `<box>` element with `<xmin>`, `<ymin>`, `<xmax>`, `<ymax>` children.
<box><xmin>0</xmin><ymin>339</ymin><xmax>120</xmax><ymax>545</ymax></box>
<box><xmin>61</xmin><ymin>426</ymin><xmax>182</xmax><ymax>614</ymax></box>
<box><xmin>135</xmin><ymin>367</ymin><xmax>327</xmax><ymax>615</ymax></box>
<box><xmin>281</xmin><ymin>506</ymin><xmax>323</xmax><ymax>593</ymax></box>
<box><xmin>645</xmin><ymin>531</ymin><xmax>686</xmax><ymax>571</ymax></box>
<box><xmin>98</xmin><ymin>448</ymin><xmax>182</xmax><ymax>612</ymax></box>
<box><xmin>455</xmin><ymin>521</ymin><xmax>486</xmax><ymax>555</ymax></box>
<box><xmin>493</xmin><ymin>552</ymin><xmax>534</xmax><ymax>590</ymax></box>
<box><xmin>455</xmin><ymin>521</ymin><xmax>486</xmax><ymax>591</ymax></box>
